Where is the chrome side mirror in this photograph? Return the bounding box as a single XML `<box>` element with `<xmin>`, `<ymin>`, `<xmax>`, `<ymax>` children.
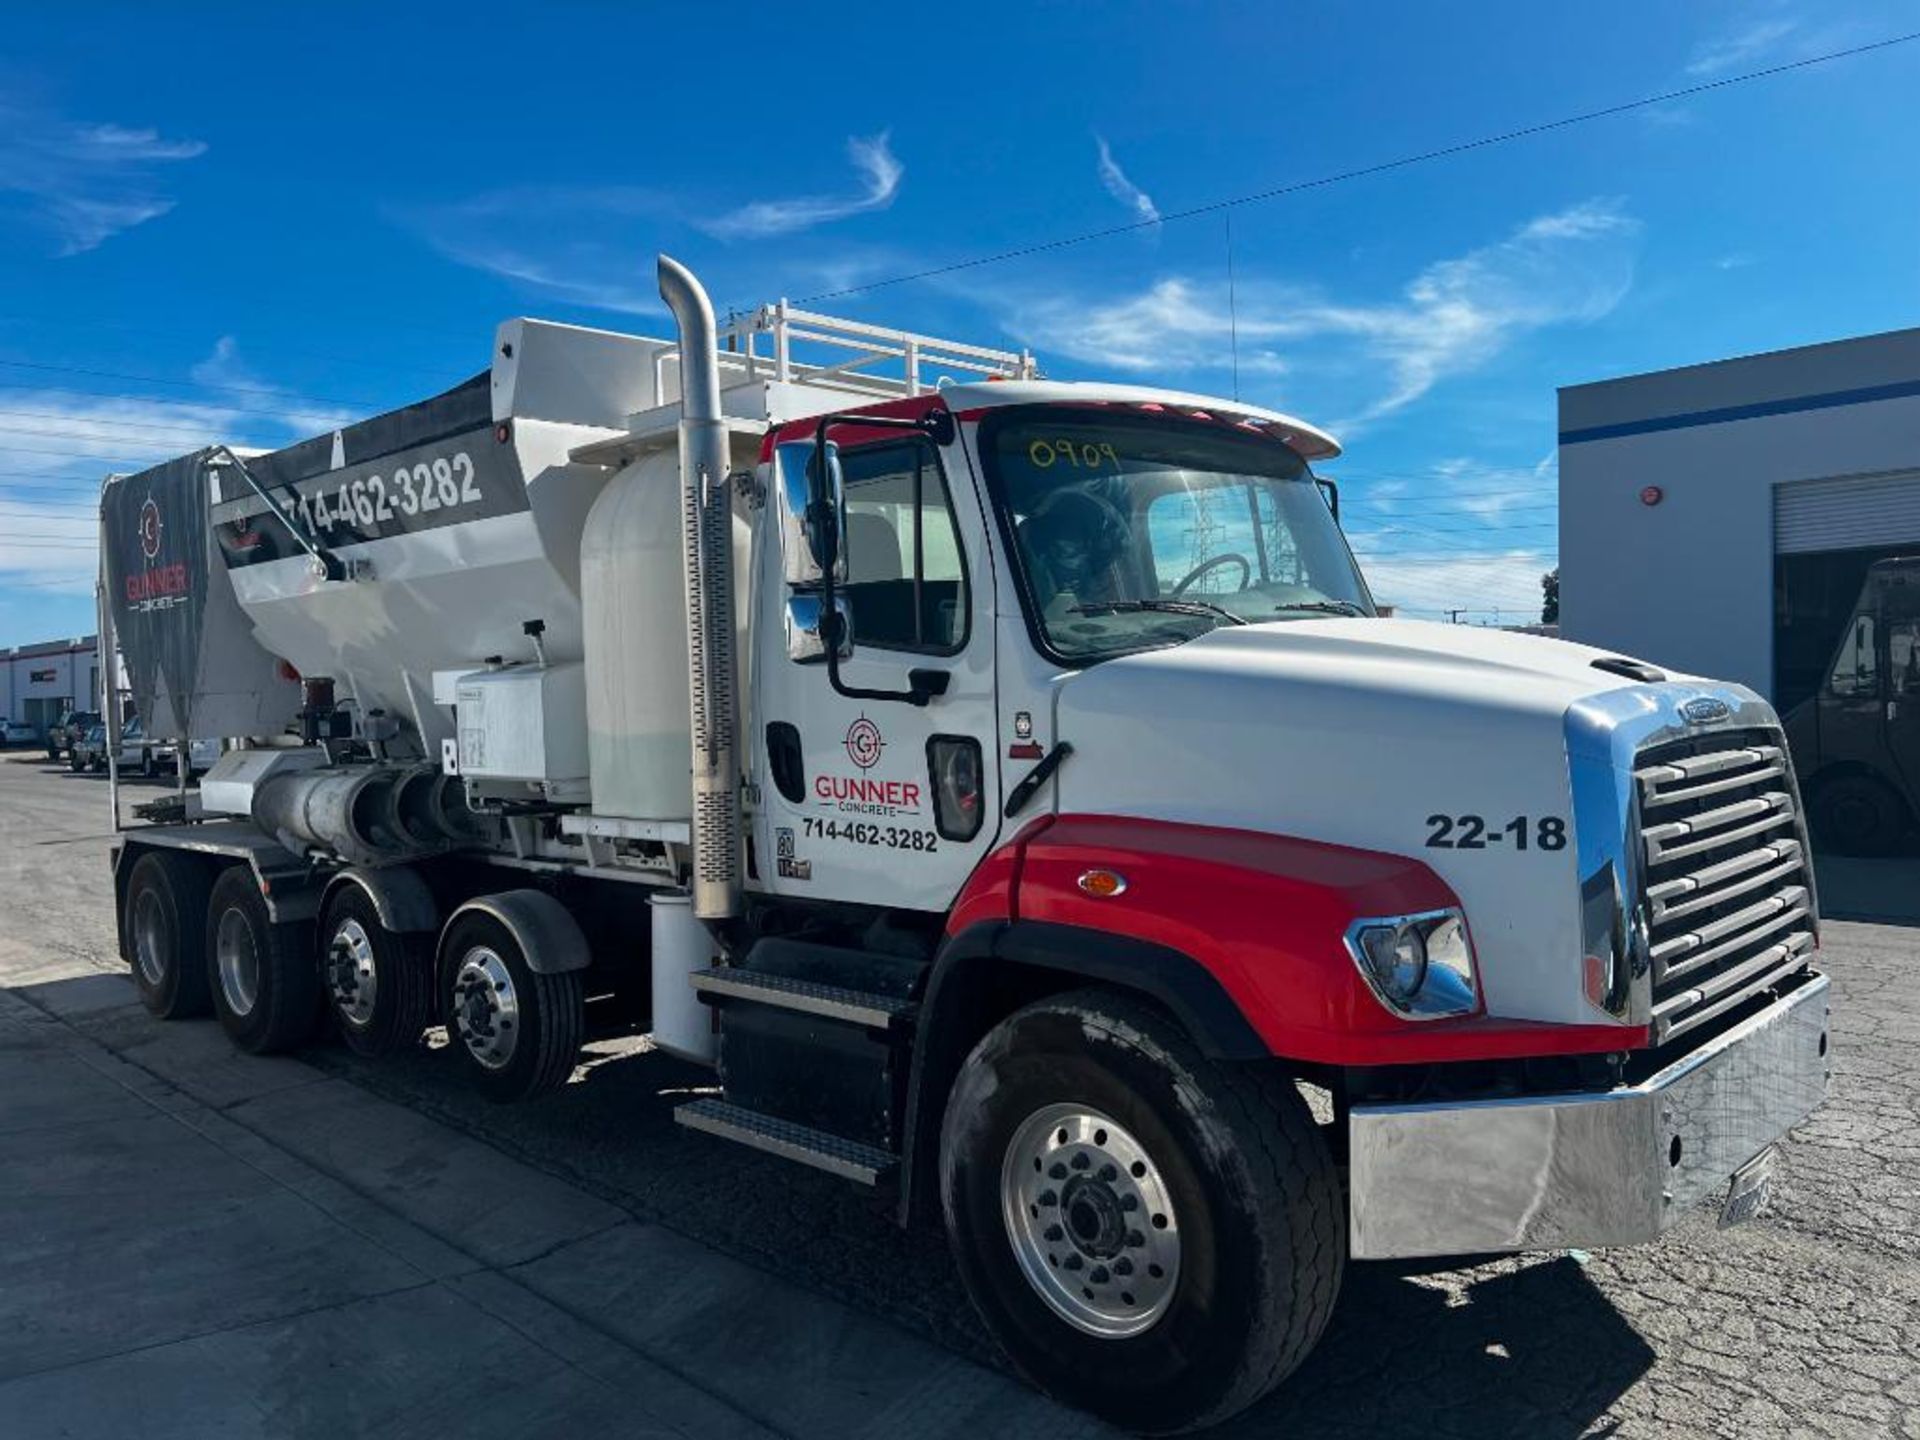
<box><xmin>786</xmin><ymin>593</ymin><xmax>853</xmax><ymax>663</ymax></box>
<box><xmin>776</xmin><ymin>441</ymin><xmax>847</xmax><ymax>586</ymax></box>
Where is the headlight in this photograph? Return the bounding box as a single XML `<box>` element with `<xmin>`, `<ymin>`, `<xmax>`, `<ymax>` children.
<box><xmin>1345</xmin><ymin>908</ymin><xmax>1479</xmax><ymax>1020</ymax></box>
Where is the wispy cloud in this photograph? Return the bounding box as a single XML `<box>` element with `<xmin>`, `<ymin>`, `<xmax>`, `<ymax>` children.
<box><xmin>0</xmin><ymin>344</ymin><xmax>367</xmax><ymax>584</ymax></box>
<box><xmin>0</xmin><ymin>101</ymin><xmax>207</xmax><ymax>254</ymax></box>
<box><xmin>400</xmin><ymin>184</ymin><xmax>678</xmax><ymax>315</ymax></box>
<box><xmin>1685</xmin><ymin>18</ymin><xmax>1799</xmax><ymax>76</ymax></box>
<box><xmin>704</xmin><ymin>132</ymin><xmax>902</xmax><ymax>240</ymax></box>
<box><xmin>190</xmin><ymin>336</ymin><xmax>358</xmax><ymax>438</ymax></box>
<box><xmin>1330</xmin><ymin>451</ymin><xmax>1558</xmax><ymax>617</ymax></box>
<box><xmin>1095</xmin><ymin>136</ymin><xmax>1160</xmax><ymax>224</ymax></box>
<box><xmin>1006</xmin><ymin>199</ymin><xmax>1638</xmax><ymax>428</ymax></box>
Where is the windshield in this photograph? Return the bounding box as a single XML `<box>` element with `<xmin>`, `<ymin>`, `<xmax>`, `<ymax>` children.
<box><xmin>981</xmin><ymin>409</ymin><xmax>1374</xmax><ymax>662</ymax></box>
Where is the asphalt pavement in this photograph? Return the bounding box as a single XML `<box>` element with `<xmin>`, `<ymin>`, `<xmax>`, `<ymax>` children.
<box><xmin>0</xmin><ymin>749</ymin><xmax>1916</xmax><ymax>1439</ymax></box>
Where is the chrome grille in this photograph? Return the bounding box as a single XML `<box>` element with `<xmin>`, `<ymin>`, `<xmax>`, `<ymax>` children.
<box><xmin>1634</xmin><ymin>731</ymin><xmax>1817</xmax><ymax>1044</ymax></box>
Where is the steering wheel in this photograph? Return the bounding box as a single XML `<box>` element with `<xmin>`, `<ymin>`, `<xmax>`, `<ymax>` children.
<box><xmin>1171</xmin><ymin>552</ymin><xmax>1252</xmax><ymax>597</ymax></box>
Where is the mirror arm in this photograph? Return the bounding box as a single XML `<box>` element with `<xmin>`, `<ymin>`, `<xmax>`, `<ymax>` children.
<box><xmin>1314</xmin><ymin>472</ymin><xmax>1340</xmax><ymax>523</ymax></box>
<box><xmin>810</xmin><ymin>409</ymin><xmax>955</xmax><ymax>708</ymax></box>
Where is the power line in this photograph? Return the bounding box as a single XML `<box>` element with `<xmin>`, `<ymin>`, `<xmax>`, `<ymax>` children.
<box><xmin>0</xmin><ymin>358</ymin><xmax>390</xmax><ymax>411</ymax></box>
<box><xmin>0</xmin><ymin>575</ymin><xmax>96</xmax><ymax>589</ymax></box>
<box><xmin>795</xmin><ymin>30</ymin><xmax>1920</xmax><ymax>302</ymax></box>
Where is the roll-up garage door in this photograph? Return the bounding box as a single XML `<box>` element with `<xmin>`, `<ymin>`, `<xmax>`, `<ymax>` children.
<box><xmin>1775</xmin><ymin>470</ymin><xmax>1920</xmax><ymax>553</ymax></box>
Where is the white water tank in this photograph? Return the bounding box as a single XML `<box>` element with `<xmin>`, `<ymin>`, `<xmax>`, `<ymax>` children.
<box><xmin>581</xmin><ymin>450</ymin><xmax>748</xmax><ymax>820</ymax></box>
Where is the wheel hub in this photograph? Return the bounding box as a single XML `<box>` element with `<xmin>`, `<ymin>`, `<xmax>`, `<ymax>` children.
<box><xmin>327</xmin><ymin>918</ymin><xmax>379</xmax><ymax>1028</ymax></box>
<box><xmin>451</xmin><ymin>947</ymin><xmax>518</xmax><ymax>1071</ymax></box>
<box><xmin>214</xmin><ymin>906</ymin><xmax>260</xmax><ymax>1017</ymax></box>
<box><xmin>1001</xmin><ymin>1104</ymin><xmax>1181</xmax><ymax>1339</ymax></box>
<box><xmin>131</xmin><ymin>889</ymin><xmax>167</xmax><ymax>987</ymax></box>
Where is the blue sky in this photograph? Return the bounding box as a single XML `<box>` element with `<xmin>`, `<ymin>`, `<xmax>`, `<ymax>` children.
<box><xmin>2</xmin><ymin>1</ymin><xmax>1917</xmax><ymax>643</ymax></box>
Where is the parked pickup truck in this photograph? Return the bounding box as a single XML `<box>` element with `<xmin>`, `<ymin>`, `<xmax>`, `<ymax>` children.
<box><xmin>47</xmin><ymin>708</ymin><xmax>101</xmax><ymax>761</ymax></box>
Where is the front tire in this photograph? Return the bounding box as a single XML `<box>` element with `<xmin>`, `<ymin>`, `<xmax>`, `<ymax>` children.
<box><xmin>124</xmin><ymin>852</ymin><xmax>212</xmax><ymax>1019</ymax></box>
<box><xmin>321</xmin><ymin>885</ymin><xmax>433</xmax><ymax>1058</ymax></box>
<box><xmin>437</xmin><ymin>911</ymin><xmax>583</xmax><ymax>1103</ymax></box>
<box><xmin>206</xmin><ymin>865</ymin><xmax>323</xmax><ymax>1054</ymax></box>
<box><xmin>939</xmin><ymin>990</ymin><xmax>1343</xmax><ymax>1434</ymax></box>
<box><xmin>69</xmin><ymin>750</ymin><xmax>85</xmax><ymax>773</ymax></box>
<box><xmin>1811</xmin><ymin>773</ymin><xmax>1909</xmax><ymax>857</ymax></box>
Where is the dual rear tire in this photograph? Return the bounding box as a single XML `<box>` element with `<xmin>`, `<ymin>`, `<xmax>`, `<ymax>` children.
<box><xmin>126</xmin><ymin>853</ymin><xmax>323</xmax><ymax>1055</ymax></box>
<box><xmin>205</xmin><ymin>865</ymin><xmax>323</xmax><ymax>1054</ymax></box>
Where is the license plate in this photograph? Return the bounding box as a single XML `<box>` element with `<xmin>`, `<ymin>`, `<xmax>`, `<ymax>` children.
<box><xmin>1719</xmin><ymin>1146</ymin><xmax>1775</xmax><ymax>1229</ymax></box>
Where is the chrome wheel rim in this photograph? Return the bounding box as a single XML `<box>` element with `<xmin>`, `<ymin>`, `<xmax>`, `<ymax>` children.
<box><xmin>327</xmin><ymin>918</ymin><xmax>379</xmax><ymax>1028</ymax></box>
<box><xmin>451</xmin><ymin>947</ymin><xmax>518</xmax><ymax>1070</ymax></box>
<box><xmin>215</xmin><ymin>906</ymin><xmax>261</xmax><ymax>1017</ymax></box>
<box><xmin>132</xmin><ymin>889</ymin><xmax>168</xmax><ymax>987</ymax></box>
<box><xmin>1001</xmin><ymin>1103</ymin><xmax>1181</xmax><ymax>1338</ymax></box>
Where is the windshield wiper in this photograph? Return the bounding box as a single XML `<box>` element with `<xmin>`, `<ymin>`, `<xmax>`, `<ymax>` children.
<box><xmin>1071</xmin><ymin>599</ymin><xmax>1248</xmax><ymax>625</ymax></box>
<box><xmin>1270</xmin><ymin>600</ymin><xmax>1366</xmax><ymax>617</ymax></box>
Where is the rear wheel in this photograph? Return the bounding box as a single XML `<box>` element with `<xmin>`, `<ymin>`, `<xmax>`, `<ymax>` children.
<box><xmin>321</xmin><ymin>885</ymin><xmax>433</xmax><ymax>1058</ymax></box>
<box><xmin>940</xmin><ymin>990</ymin><xmax>1344</xmax><ymax>1434</ymax></box>
<box><xmin>437</xmin><ymin>912</ymin><xmax>583</xmax><ymax>1103</ymax></box>
<box><xmin>206</xmin><ymin>865</ymin><xmax>323</xmax><ymax>1054</ymax></box>
<box><xmin>1811</xmin><ymin>773</ymin><xmax>1909</xmax><ymax>857</ymax></box>
<box><xmin>68</xmin><ymin>750</ymin><xmax>85</xmax><ymax>773</ymax></box>
<box><xmin>124</xmin><ymin>852</ymin><xmax>212</xmax><ymax>1019</ymax></box>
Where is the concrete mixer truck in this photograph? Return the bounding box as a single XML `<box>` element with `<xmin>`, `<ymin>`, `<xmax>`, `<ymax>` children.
<box><xmin>94</xmin><ymin>256</ymin><xmax>1831</xmax><ymax>1432</ymax></box>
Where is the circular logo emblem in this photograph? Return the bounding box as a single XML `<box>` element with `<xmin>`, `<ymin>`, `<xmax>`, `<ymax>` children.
<box><xmin>844</xmin><ymin>716</ymin><xmax>884</xmax><ymax>771</ymax></box>
<box><xmin>1680</xmin><ymin>697</ymin><xmax>1732</xmax><ymax>725</ymax></box>
<box><xmin>138</xmin><ymin>497</ymin><xmax>164</xmax><ymax>560</ymax></box>
<box><xmin>1640</xmin><ymin>485</ymin><xmax>1664</xmax><ymax>507</ymax></box>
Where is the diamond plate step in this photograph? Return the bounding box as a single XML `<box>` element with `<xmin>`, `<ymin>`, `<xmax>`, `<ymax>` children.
<box><xmin>689</xmin><ymin>967</ymin><xmax>914</xmax><ymax>1029</ymax></box>
<box><xmin>674</xmin><ymin>1099</ymin><xmax>898</xmax><ymax>1185</ymax></box>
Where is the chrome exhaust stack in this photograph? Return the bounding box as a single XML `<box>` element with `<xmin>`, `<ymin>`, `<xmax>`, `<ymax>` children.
<box><xmin>657</xmin><ymin>254</ymin><xmax>742</xmax><ymax>921</ymax></box>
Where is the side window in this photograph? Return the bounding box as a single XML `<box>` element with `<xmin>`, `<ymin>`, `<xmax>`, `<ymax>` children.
<box><xmin>1828</xmin><ymin>614</ymin><xmax>1879</xmax><ymax>697</ymax></box>
<box><xmin>1890</xmin><ymin>620</ymin><xmax>1920</xmax><ymax>695</ymax></box>
<box><xmin>840</xmin><ymin>441</ymin><xmax>968</xmax><ymax>654</ymax></box>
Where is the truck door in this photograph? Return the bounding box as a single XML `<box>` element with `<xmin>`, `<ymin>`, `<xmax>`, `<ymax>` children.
<box><xmin>750</xmin><ymin>429</ymin><xmax>1002</xmax><ymax>912</ymax></box>
<box><xmin>1819</xmin><ymin>610</ymin><xmax>1887</xmax><ymax>779</ymax></box>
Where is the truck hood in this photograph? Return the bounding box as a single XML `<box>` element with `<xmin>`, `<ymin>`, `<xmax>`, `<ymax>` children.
<box><xmin>1047</xmin><ymin>618</ymin><xmax>1706</xmax><ymax>1027</ymax></box>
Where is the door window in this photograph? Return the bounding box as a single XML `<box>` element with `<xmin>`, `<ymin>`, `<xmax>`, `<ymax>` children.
<box><xmin>1828</xmin><ymin>615</ymin><xmax>1879</xmax><ymax>697</ymax></box>
<box><xmin>839</xmin><ymin>440</ymin><xmax>968</xmax><ymax>654</ymax></box>
<box><xmin>1891</xmin><ymin>620</ymin><xmax>1920</xmax><ymax>696</ymax></box>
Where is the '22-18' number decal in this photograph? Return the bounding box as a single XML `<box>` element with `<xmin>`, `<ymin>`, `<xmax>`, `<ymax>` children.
<box><xmin>1426</xmin><ymin>814</ymin><xmax>1567</xmax><ymax>851</ymax></box>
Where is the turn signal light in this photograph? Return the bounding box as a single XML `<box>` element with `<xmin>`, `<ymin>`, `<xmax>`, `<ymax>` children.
<box><xmin>1076</xmin><ymin>869</ymin><xmax>1128</xmax><ymax>898</ymax></box>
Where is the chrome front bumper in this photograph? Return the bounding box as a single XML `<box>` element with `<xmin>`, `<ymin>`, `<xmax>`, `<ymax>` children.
<box><xmin>1348</xmin><ymin>972</ymin><xmax>1830</xmax><ymax>1260</ymax></box>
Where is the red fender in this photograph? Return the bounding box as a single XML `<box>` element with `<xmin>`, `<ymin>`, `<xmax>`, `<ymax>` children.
<box><xmin>948</xmin><ymin>813</ymin><xmax>1642</xmax><ymax>1066</ymax></box>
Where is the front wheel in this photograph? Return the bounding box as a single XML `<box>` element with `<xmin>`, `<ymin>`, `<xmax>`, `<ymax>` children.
<box><xmin>939</xmin><ymin>990</ymin><xmax>1344</xmax><ymax>1434</ymax></box>
<box><xmin>1811</xmin><ymin>773</ymin><xmax>1910</xmax><ymax>857</ymax></box>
